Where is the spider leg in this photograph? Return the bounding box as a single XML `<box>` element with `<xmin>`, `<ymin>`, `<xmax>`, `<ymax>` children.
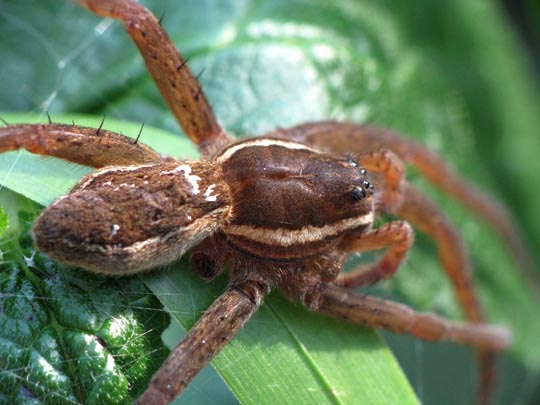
<box><xmin>0</xmin><ymin>123</ymin><xmax>162</xmax><ymax>168</ymax></box>
<box><xmin>334</xmin><ymin>221</ymin><xmax>414</xmax><ymax>288</ymax></box>
<box><xmin>317</xmin><ymin>284</ymin><xmax>502</xmax><ymax>405</ymax></box>
<box><xmin>333</xmin><ymin>158</ymin><xmax>486</xmax><ymax>317</ymax></box>
<box><xmin>337</xmin><ymin>180</ymin><xmax>499</xmax><ymax>404</ymax></box>
<box><xmin>137</xmin><ymin>280</ymin><xmax>269</xmax><ymax>405</ymax></box>
<box><xmin>396</xmin><ymin>183</ymin><xmax>485</xmax><ymax>321</ymax></box>
<box><xmin>356</xmin><ymin>149</ymin><xmax>405</xmax><ymax>213</ymax></box>
<box><xmin>316</xmin><ymin>284</ymin><xmax>511</xmax><ymax>352</ymax></box>
<box><xmin>331</xmin><ymin>149</ymin><xmax>410</xmax><ymax>288</ymax></box>
<box><xmin>280</xmin><ymin>123</ymin><xmax>506</xmax><ymax>403</ymax></box>
<box><xmin>397</xmin><ymin>183</ymin><xmax>498</xmax><ymax>405</ymax></box>
<box><xmin>281</xmin><ymin>123</ymin><xmax>502</xmax><ymax>322</ymax></box>
<box><xmin>78</xmin><ymin>0</ymin><xmax>231</xmax><ymax>157</ymax></box>
<box><xmin>270</xmin><ymin>121</ymin><xmax>535</xmax><ymax>275</ymax></box>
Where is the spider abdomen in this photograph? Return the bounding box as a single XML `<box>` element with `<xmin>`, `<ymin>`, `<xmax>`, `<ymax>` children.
<box><xmin>216</xmin><ymin>138</ymin><xmax>374</xmax><ymax>259</ymax></box>
<box><xmin>32</xmin><ymin>160</ymin><xmax>231</xmax><ymax>274</ymax></box>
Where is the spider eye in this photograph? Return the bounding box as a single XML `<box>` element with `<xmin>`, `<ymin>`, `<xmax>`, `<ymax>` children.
<box><xmin>347</xmin><ymin>156</ymin><xmax>359</xmax><ymax>167</ymax></box>
<box><xmin>351</xmin><ymin>186</ymin><xmax>366</xmax><ymax>201</ymax></box>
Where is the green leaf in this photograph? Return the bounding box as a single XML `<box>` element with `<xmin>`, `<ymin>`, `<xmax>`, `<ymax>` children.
<box><xmin>0</xmin><ymin>206</ymin><xmax>8</xmax><ymax>237</ymax></box>
<box><xmin>0</xmin><ymin>207</ymin><xmax>169</xmax><ymax>404</ymax></box>
<box><xmin>1</xmin><ymin>0</ymin><xmax>540</xmax><ymax>404</ymax></box>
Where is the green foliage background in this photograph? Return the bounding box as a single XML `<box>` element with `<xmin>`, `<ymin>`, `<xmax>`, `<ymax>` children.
<box><xmin>0</xmin><ymin>0</ymin><xmax>539</xmax><ymax>404</ymax></box>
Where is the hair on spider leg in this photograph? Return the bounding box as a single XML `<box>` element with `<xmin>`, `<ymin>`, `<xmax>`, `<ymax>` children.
<box><xmin>194</xmin><ymin>84</ymin><xmax>204</xmax><ymax>101</ymax></box>
<box><xmin>176</xmin><ymin>57</ymin><xmax>191</xmax><ymax>72</ymax></box>
<box><xmin>193</xmin><ymin>68</ymin><xmax>207</xmax><ymax>101</ymax></box>
<box><xmin>130</xmin><ymin>122</ymin><xmax>145</xmax><ymax>145</ymax></box>
<box><xmin>0</xmin><ymin>116</ymin><xmax>9</xmax><ymax>127</ymax></box>
<box><xmin>46</xmin><ymin>111</ymin><xmax>53</xmax><ymax>124</ymax></box>
<box><xmin>95</xmin><ymin>115</ymin><xmax>107</xmax><ymax>135</ymax></box>
<box><xmin>195</xmin><ymin>67</ymin><xmax>206</xmax><ymax>82</ymax></box>
<box><xmin>158</xmin><ymin>11</ymin><xmax>166</xmax><ymax>26</ymax></box>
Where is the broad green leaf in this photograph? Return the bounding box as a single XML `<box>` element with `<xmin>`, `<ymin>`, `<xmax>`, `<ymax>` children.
<box><xmin>0</xmin><ymin>207</ymin><xmax>169</xmax><ymax>404</ymax></box>
<box><xmin>1</xmin><ymin>0</ymin><xmax>540</xmax><ymax>404</ymax></box>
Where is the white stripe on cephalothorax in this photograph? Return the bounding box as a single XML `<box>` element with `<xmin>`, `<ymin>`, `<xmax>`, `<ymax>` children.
<box><xmin>216</xmin><ymin>138</ymin><xmax>320</xmax><ymax>164</ymax></box>
<box><xmin>224</xmin><ymin>211</ymin><xmax>373</xmax><ymax>246</ymax></box>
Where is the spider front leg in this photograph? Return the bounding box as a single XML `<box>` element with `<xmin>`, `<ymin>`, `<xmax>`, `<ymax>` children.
<box><xmin>276</xmin><ymin>122</ymin><xmax>515</xmax><ymax>403</ymax></box>
<box><xmin>332</xmin><ymin>185</ymin><xmax>496</xmax><ymax>403</ymax></box>
<box><xmin>355</xmin><ymin>149</ymin><xmax>405</xmax><ymax>213</ymax></box>
<box><xmin>78</xmin><ymin>0</ymin><xmax>231</xmax><ymax>157</ymax></box>
<box><xmin>332</xmin><ymin>149</ymin><xmax>412</xmax><ymax>288</ymax></box>
<box><xmin>316</xmin><ymin>284</ymin><xmax>511</xmax><ymax>352</ymax></box>
<box><xmin>271</xmin><ymin>121</ymin><xmax>535</xmax><ymax>275</ymax></box>
<box><xmin>334</xmin><ymin>221</ymin><xmax>414</xmax><ymax>289</ymax></box>
<box><xmin>335</xmin><ymin>147</ymin><xmax>482</xmax><ymax>323</ymax></box>
<box><xmin>397</xmin><ymin>183</ymin><xmax>486</xmax><ymax>321</ymax></box>
<box><xmin>396</xmin><ymin>183</ymin><xmax>498</xmax><ymax>404</ymax></box>
<box><xmin>286</xmin><ymin>123</ymin><xmax>491</xmax><ymax>323</ymax></box>
<box><xmin>0</xmin><ymin>123</ymin><xmax>162</xmax><ymax>168</ymax></box>
<box><xmin>345</xmin><ymin>149</ymin><xmax>497</xmax><ymax>403</ymax></box>
<box><xmin>316</xmin><ymin>284</ymin><xmax>505</xmax><ymax>405</ymax></box>
<box><xmin>336</xmin><ymin>194</ymin><xmax>497</xmax><ymax>403</ymax></box>
<box><xmin>137</xmin><ymin>279</ymin><xmax>269</xmax><ymax>405</ymax></box>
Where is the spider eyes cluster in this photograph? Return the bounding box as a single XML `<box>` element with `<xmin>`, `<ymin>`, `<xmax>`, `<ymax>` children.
<box><xmin>347</xmin><ymin>158</ymin><xmax>373</xmax><ymax>201</ymax></box>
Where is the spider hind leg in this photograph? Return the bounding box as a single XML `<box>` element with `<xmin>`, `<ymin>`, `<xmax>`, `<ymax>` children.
<box><xmin>78</xmin><ymin>0</ymin><xmax>231</xmax><ymax>157</ymax></box>
<box><xmin>0</xmin><ymin>123</ymin><xmax>163</xmax><ymax>168</ymax></box>
<box><xmin>137</xmin><ymin>280</ymin><xmax>269</xmax><ymax>405</ymax></box>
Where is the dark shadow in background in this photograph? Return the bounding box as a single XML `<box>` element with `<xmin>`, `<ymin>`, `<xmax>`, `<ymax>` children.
<box><xmin>500</xmin><ymin>0</ymin><xmax>540</xmax><ymax>83</ymax></box>
<box><xmin>498</xmin><ymin>1</ymin><xmax>540</xmax><ymax>402</ymax></box>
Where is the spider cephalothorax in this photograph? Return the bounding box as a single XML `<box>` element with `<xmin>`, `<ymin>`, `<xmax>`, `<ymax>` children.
<box><xmin>0</xmin><ymin>1</ymin><xmax>533</xmax><ymax>404</ymax></box>
<box><xmin>217</xmin><ymin>138</ymin><xmax>375</xmax><ymax>259</ymax></box>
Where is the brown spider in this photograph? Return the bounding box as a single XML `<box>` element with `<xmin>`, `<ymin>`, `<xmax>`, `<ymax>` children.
<box><xmin>0</xmin><ymin>0</ymin><xmax>533</xmax><ymax>403</ymax></box>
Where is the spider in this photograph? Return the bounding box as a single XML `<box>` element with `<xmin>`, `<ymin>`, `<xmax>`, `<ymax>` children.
<box><xmin>0</xmin><ymin>0</ymin><xmax>533</xmax><ymax>404</ymax></box>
